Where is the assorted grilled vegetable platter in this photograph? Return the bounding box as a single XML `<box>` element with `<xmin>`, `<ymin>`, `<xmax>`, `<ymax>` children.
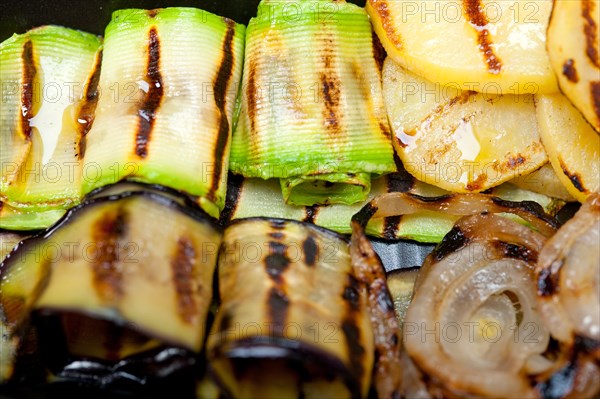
<box><xmin>1</xmin><ymin>0</ymin><xmax>599</xmax><ymax>397</ymax></box>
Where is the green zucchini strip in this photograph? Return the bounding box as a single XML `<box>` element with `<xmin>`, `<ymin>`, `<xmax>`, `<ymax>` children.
<box><xmin>0</xmin><ymin>26</ymin><xmax>102</xmax><ymax>229</ymax></box>
<box><xmin>229</xmin><ymin>0</ymin><xmax>395</xmax><ymax>206</ymax></box>
<box><xmin>0</xmin><ymin>188</ymin><xmax>222</xmax><ymax>382</ymax></box>
<box><xmin>222</xmin><ymin>171</ymin><xmax>565</xmax><ymax>243</ymax></box>
<box><xmin>207</xmin><ymin>218</ymin><xmax>373</xmax><ymax>398</ymax></box>
<box><xmin>81</xmin><ymin>8</ymin><xmax>245</xmax><ymax>218</ymax></box>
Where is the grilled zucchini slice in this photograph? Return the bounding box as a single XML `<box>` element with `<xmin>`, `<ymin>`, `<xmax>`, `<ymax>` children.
<box><xmin>229</xmin><ymin>0</ymin><xmax>395</xmax><ymax>206</ymax></box>
<box><xmin>81</xmin><ymin>8</ymin><xmax>245</xmax><ymax>218</ymax></box>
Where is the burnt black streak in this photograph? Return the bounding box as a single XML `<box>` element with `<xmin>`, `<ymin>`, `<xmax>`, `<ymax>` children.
<box><xmin>267</xmin><ymin>286</ymin><xmax>289</xmax><ymax>334</ymax></box>
<box><xmin>383</xmin><ymin>216</ymin><xmax>401</xmax><ymax>240</ymax></box>
<box><xmin>493</xmin><ymin>241</ymin><xmax>538</xmax><ymax>263</ymax></box>
<box><xmin>208</xmin><ymin>19</ymin><xmax>236</xmax><ymax>202</ymax></box>
<box><xmin>407</xmin><ymin>193</ymin><xmax>453</xmax><ymax>203</ymax></box>
<box><xmin>219</xmin><ymin>172</ymin><xmax>244</xmax><ymax>225</ymax></box>
<box><xmin>371</xmin><ymin>31</ymin><xmax>386</xmax><ymax>73</ymax></box>
<box><xmin>135</xmin><ymin>27</ymin><xmax>163</xmax><ymax>159</ymax></box>
<box><xmin>582</xmin><ymin>0</ymin><xmax>600</xmax><ymax>68</ymax></box>
<box><xmin>537</xmin><ymin>258</ymin><xmax>563</xmax><ymax>297</ymax></box>
<box><xmin>491</xmin><ymin>197</ymin><xmax>561</xmax><ymax>229</ymax></box>
<box><xmin>270</xmin><ymin>219</ymin><xmax>287</xmax><ymax>230</ymax></box>
<box><xmin>559</xmin><ymin>158</ymin><xmax>586</xmax><ymax>193</ymax></box>
<box><xmin>303</xmin><ymin>206</ymin><xmax>319</xmax><ymax>224</ymax></box>
<box><xmin>21</xmin><ymin>40</ymin><xmax>36</xmax><ymax>140</ymax></box>
<box><xmin>351</xmin><ymin>202</ymin><xmax>378</xmax><ymax>228</ymax></box>
<box><xmin>432</xmin><ymin>226</ymin><xmax>470</xmax><ymax>261</ymax></box>
<box><xmin>302</xmin><ymin>235</ymin><xmax>318</xmax><ymax>267</ymax></box>
<box><xmin>77</xmin><ymin>50</ymin><xmax>103</xmax><ymax>159</ymax></box>
<box><xmin>591</xmin><ymin>81</ymin><xmax>600</xmax><ymax>125</ymax></box>
<box><xmin>171</xmin><ymin>236</ymin><xmax>198</xmax><ymax>324</ymax></box>
<box><xmin>463</xmin><ymin>0</ymin><xmax>502</xmax><ymax>73</ymax></box>
<box><xmin>265</xmin><ymin>241</ymin><xmax>290</xmax><ymax>283</ymax></box>
<box><xmin>341</xmin><ymin>319</ymin><xmax>365</xmax><ymax>399</ymax></box>
<box><xmin>562</xmin><ymin>59</ymin><xmax>579</xmax><ymax>83</ymax></box>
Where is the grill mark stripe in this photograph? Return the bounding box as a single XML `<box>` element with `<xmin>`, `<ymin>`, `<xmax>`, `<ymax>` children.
<box><xmin>383</xmin><ymin>216</ymin><xmax>401</xmax><ymax>240</ymax></box>
<box><xmin>21</xmin><ymin>40</ymin><xmax>36</xmax><ymax>140</ymax></box>
<box><xmin>135</xmin><ymin>27</ymin><xmax>163</xmax><ymax>159</ymax></box>
<box><xmin>302</xmin><ymin>236</ymin><xmax>318</xmax><ymax>267</ymax></box>
<box><xmin>562</xmin><ymin>58</ymin><xmax>579</xmax><ymax>83</ymax></box>
<box><xmin>267</xmin><ymin>286</ymin><xmax>289</xmax><ymax>335</ymax></box>
<box><xmin>91</xmin><ymin>208</ymin><xmax>128</xmax><ymax>301</ymax></box>
<box><xmin>171</xmin><ymin>236</ymin><xmax>199</xmax><ymax>324</ymax></box>
<box><xmin>208</xmin><ymin>19</ymin><xmax>237</xmax><ymax>202</ymax></box>
<box><xmin>219</xmin><ymin>173</ymin><xmax>244</xmax><ymax>225</ymax></box>
<box><xmin>591</xmin><ymin>81</ymin><xmax>600</xmax><ymax>125</ymax></box>
<box><xmin>320</xmin><ymin>35</ymin><xmax>343</xmax><ymax>137</ymax></box>
<box><xmin>582</xmin><ymin>0</ymin><xmax>599</xmax><ymax>68</ymax></box>
<box><xmin>77</xmin><ymin>50</ymin><xmax>103</xmax><ymax>159</ymax></box>
<box><xmin>463</xmin><ymin>0</ymin><xmax>502</xmax><ymax>74</ymax></box>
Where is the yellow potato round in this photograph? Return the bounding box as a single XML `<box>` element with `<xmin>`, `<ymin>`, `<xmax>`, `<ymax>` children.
<box><xmin>383</xmin><ymin>58</ymin><xmax>547</xmax><ymax>192</ymax></box>
<box><xmin>367</xmin><ymin>0</ymin><xmax>557</xmax><ymax>94</ymax></box>
<box><xmin>547</xmin><ymin>0</ymin><xmax>600</xmax><ymax>132</ymax></box>
<box><xmin>535</xmin><ymin>94</ymin><xmax>600</xmax><ymax>202</ymax></box>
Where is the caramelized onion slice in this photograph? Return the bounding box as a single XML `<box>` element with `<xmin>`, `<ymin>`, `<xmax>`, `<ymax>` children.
<box><xmin>352</xmin><ymin>192</ymin><xmax>558</xmax><ymax>238</ymax></box>
<box><xmin>536</xmin><ymin>193</ymin><xmax>600</xmax><ymax>356</ymax></box>
<box><xmin>404</xmin><ymin>214</ymin><xmax>550</xmax><ymax>398</ymax></box>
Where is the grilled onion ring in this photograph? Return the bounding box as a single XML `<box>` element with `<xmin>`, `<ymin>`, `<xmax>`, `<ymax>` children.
<box><xmin>404</xmin><ymin>214</ymin><xmax>550</xmax><ymax>398</ymax></box>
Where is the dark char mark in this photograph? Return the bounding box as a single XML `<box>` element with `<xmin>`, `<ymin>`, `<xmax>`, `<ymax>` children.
<box><xmin>303</xmin><ymin>205</ymin><xmax>319</xmax><ymax>224</ymax></box>
<box><xmin>383</xmin><ymin>216</ymin><xmax>401</xmax><ymax>240</ymax></box>
<box><xmin>135</xmin><ymin>28</ymin><xmax>164</xmax><ymax>159</ymax></box>
<box><xmin>537</xmin><ymin>258</ymin><xmax>563</xmax><ymax>297</ymax></box>
<box><xmin>77</xmin><ymin>50</ymin><xmax>103</xmax><ymax>159</ymax></box>
<box><xmin>341</xmin><ymin>319</ymin><xmax>365</xmax><ymax>399</ymax></box>
<box><xmin>559</xmin><ymin>158</ymin><xmax>586</xmax><ymax>192</ymax></box>
<box><xmin>491</xmin><ymin>197</ymin><xmax>561</xmax><ymax>229</ymax></box>
<box><xmin>208</xmin><ymin>19</ymin><xmax>237</xmax><ymax>202</ymax></box>
<box><xmin>342</xmin><ymin>274</ymin><xmax>361</xmax><ymax>310</ymax></box>
<box><xmin>91</xmin><ymin>207</ymin><xmax>128</xmax><ymax>301</ymax></box>
<box><xmin>351</xmin><ymin>202</ymin><xmax>378</xmax><ymax>228</ymax></box>
<box><xmin>562</xmin><ymin>59</ymin><xmax>579</xmax><ymax>83</ymax></box>
<box><xmin>591</xmin><ymin>81</ymin><xmax>600</xmax><ymax>125</ymax></box>
<box><xmin>219</xmin><ymin>172</ymin><xmax>244</xmax><ymax>225</ymax></box>
<box><xmin>582</xmin><ymin>0</ymin><xmax>599</xmax><ymax>68</ymax></box>
<box><xmin>171</xmin><ymin>236</ymin><xmax>198</xmax><ymax>324</ymax></box>
<box><xmin>265</xmin><ymin>241</ymin><xmax>290</xmax><ymax>283</ymax></box>
<box><xmin>463</xmin><ymin>0</ymin><xmax>502</xmax><ymax>73</ymax></box>
<box><xmin>21</xmin><ymin>40</ymin><xmax>36</xmax><ymax>140</ymax></box>
<box><xmin>493</xmin><ymin>241</ymin><xmax>538</xmax><ymax>263</ymax></box>
<box><xmin>574</xmin><ymin>334</ymin><xmax>600</xmax><ymax>353</ymax></box>
<box><xmin>302</xmin><ymin>235</ymin><xmax>318</xmax><ymax>267</ymax></box>
<box><xmin>432</xmin><ymin>226</ymin><xmax>470</xmax><ymax>261</ymax></box>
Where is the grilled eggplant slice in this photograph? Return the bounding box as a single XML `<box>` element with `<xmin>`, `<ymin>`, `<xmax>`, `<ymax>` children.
<box><xmin>0</xmin><ymin>26</ymin><xmax>102</xmax><ymax>229</ymax></box>
<box><xmin>383</xmin><ymin>58</ymin><xmax>548</xmax><ymax>193</ymax></box>
<box><xmin>229</xmin><ymin>0</ymin><xmax>395</xmax><ymax>206</ymax></box>
<box><xmin>547</xmin><ymin>0</ymin><xmax>600</xmax><ymax>132</ymax></box>
<box><xmin>81</xmin><ymin>8</ymin><xmax>245</xmax><ymax>218</ymax></box>
<box><xmin>0</xmin><ymin>188</ymin><xmax>222</xmax><ymax>382</ymax></box>
<box><xmin>535</xmin><ymin>93</ymin><xmax>600</xmax><ymax>202</ymax></box>
<box><xmin>207</xmin><ymin>218</ymin><xmax>374</xmax><ymax>398</ymax></box>
<box><xmin>367</xmin><ymin>0</ymin><xmax>557</xmax><ymax>94</ymax></box>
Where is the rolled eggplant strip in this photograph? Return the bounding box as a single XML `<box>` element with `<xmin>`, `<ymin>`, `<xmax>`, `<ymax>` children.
<box><xmin>81</xmin><ymin>8</ymin><xmax>245</xmax><ymax>218</ymax></box>
<box><xmin>0</xmin><ymin>26</ymin><xmax>102</xmax><ymax>229</ymax></box>
<box><xmin>207</xmin><ymin>218</ymin><xmax>373</xmax><ymax>399</ymax></box>
<box><xmin>0</xmin><ymin>188</ymin><xmax>222</xmax><ymax>382</ymax></box>
<box><xmin>223</xmin><ymin>170</ymin><xmax>564</xmax><ymax>243</ymax></box>
<box><xmin>229</xmin><ymin>0</ymin><xmax>395</xmax><ymax>206</ymax></box>
<box><xmin>404</xmin><ymin>214</ymin><xmax>551</xmax><ymax>398</ymax></box>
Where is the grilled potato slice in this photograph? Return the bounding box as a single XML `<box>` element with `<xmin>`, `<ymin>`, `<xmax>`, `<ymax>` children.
<box><xmin>535</xmin><ymin>94</ymin><xmax>600</xmax><ymax>202</ymax></box>
<box><xmin>510</xmin><ymin>163</ymin><xmax>575</xmax><ymax>201</ymax></box>
<box><xmin>547</xmin><ymin>0</ymin><xmax>600</xmax><ymax>132</ymax></box>
<box><xmin>383</xmin><ymin>58</ymin><xmax>547</xmax><ymax>193</ymax></box>
<box><xmin>367</xmin><ymin>0</ymin><xmax>557</xmax><ymax>94</ymax></box>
